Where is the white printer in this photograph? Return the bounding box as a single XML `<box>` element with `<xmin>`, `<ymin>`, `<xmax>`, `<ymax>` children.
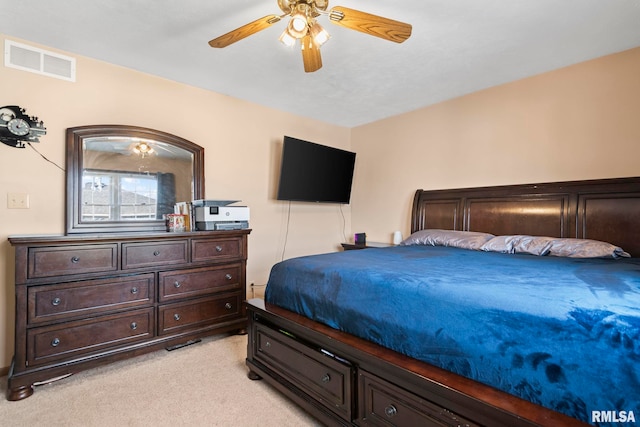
<box><xmin>193</xmin><ymin>200</ymin><xmax>250</xmax><ymax>231</ymax></box>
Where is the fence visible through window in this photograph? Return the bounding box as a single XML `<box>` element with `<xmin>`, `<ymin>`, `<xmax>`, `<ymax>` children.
<box><xmin>82</xmin><ymin>170</ymin><xmax>158</xmax><ymax>221</ymax></box>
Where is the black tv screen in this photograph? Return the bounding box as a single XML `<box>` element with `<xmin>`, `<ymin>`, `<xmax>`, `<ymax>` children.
<box><xmin>277</xmin><ymin>136</ymin><xmax>356</xmax><ymax>204</ymax></box>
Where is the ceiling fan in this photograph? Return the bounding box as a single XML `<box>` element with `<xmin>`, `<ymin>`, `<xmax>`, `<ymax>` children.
<box><xmin>208</xmin><ymin>0</ymin><xmax>412</xmax><ymax>73</ymax></box>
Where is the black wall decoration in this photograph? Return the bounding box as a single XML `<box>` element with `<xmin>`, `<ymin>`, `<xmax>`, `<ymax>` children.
<box><xmin>0</xmin><ymin>105</ymin><xmax>47</xmax><ymax>148</ymax></box>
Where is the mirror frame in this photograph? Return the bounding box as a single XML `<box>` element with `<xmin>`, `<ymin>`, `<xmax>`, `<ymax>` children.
<box><xmin>66</xmin><ymin>124</ymin><xmax>204</xmax><ymax>234</ymax></box>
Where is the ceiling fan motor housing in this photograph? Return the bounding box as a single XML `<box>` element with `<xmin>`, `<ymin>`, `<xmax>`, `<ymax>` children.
<box><xmin>278</xmin><ymin>0</ymin><xmax>328</xmax><ymax>15</ymax></box>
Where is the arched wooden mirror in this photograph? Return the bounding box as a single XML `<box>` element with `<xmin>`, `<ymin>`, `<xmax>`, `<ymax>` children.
<box><xmin>66</xmin><ymin>125</ymin><xmax>204</xmax><ymax>234</ymax></box>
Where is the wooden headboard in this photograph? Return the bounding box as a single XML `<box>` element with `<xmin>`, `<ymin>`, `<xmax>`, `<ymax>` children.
<box><xmin>411</xmin><ymin>177</ymin><xmax>640</xmax><ymax>257</ymax></box>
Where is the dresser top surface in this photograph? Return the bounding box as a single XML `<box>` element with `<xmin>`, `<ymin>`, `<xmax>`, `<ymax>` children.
<box><xmin>8</xmin><ymin>229</ymin><xmax>251</xmax><ymax>246</ymax></box>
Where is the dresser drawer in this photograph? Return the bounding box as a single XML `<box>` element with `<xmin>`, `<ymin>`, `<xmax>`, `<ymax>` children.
<box><xmin>122</xmin><ymin>240</ymin><xmax>188</xmax><ymax>269</ymax></box>
<box><xmin>358</xmin><ymin>370</ymin><xmax>479</xmax><ymax>427</ymax></box>
<box><xmin>27</xmin><ymin>308</ymin><xmax>154</xmax><ymax>366</ymax></box>
<box><xmin>254</xmin><ymin>323</ymin><xmax>353</xmax><ymax>421</ymax></box>
<box><xmin>158</xmin><ymin>264</ymin><xmax>241</xmax><ymax>302</ymax></box>
<box><xmin>191</xmin><ymin>237</ymin><xmax>243</xmax><ymax>263</ymax></box>
<box><xmin>158</xmin><ymin>293</ymin><xmax>241</xmax><ymax>335</ymax></box>
<box><xmin>27</xmin><ymin>244</ymin><xmax>118</xmax><ymax>279</ymax></box>
<box><xmin>28</xmin><ymin>274</ymin><xmax>154</xmax><ymax>325</ymax></box>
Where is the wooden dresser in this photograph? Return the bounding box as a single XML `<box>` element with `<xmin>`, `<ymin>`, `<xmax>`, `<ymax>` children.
<box><xmin>7</xmin><ymin>229</ymin><xmax>250</xmax><ymax>401</ymax></box>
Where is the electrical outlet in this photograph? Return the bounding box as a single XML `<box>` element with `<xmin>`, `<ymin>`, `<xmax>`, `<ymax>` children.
<box><xmin>8</xmin><ymin>193</ymin><xmax>30</xmax><ymax>209</ymax></box>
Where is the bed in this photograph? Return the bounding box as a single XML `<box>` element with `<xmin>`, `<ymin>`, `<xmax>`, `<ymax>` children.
<box><xmin>245</xmin><ymin>177</ymin><xmax>640</xmax><ymax>427</ymax></box>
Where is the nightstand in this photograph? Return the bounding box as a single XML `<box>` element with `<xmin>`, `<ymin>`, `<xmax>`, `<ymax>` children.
<box><xmin>341</xmin><ymin>242</ymin><xmax>393</xmax><ymax>251</ymax></box>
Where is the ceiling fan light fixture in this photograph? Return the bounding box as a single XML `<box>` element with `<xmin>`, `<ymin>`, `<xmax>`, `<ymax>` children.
<box><xmin>133</xmin><ymin>142</ymin><xmax>154</xmax><ymax>157</ymax></box>
<box><xmin>287</xmin><ymin>11</ymin><xmax>308</xmax><ymax>38</ymax></box>
<box><xmin>309</xmin><ymin>21</ymin><xmax>330</xmax><ymax>46</ymax></box>
<box><xmin>279</xmin><ymin>28</ymin><xmax>297</xmax><ymax>47</ymax></box>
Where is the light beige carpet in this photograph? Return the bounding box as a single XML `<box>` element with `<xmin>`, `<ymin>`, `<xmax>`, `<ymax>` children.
<box><xmin>0</xmin><ymin>334</ymin><xmax>321</xmax><ymax>426</ymax></box>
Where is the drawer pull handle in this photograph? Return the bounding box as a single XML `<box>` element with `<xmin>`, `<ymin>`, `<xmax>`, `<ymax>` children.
<box><xmin>174</xmin><ymin>281</ymin><xmax>182</xmax><ymax>288</ymax></box>
<box><xmin>174</xmin><ymin>313</ymin><xmax>181</xmax><ymax>321</ymax></box>
<box><xmin>384</xmin><ymin>405</ymin><xmax>398</xmax><ymax>418</ymax></box>
<box><xmin>321</xmin><ymin>373</ymin><xmax>331</xmax><ymax>383</ymax></box>
<box><xmin>225</xmin><ymin>302</ymin><xmax>232</xmax><ymax>310</ymax></box>
<box><xmin>52</xmin><ymin>297</ymin><xmax>62</xmax><ymax>306</ymax></box>
<box><xmin>265</xmin><ymin>341</ymin><xmax>271</xmax><ymax>348</ymax></box>
<box><xmin>131</xmin><ymin>287</ymin><xmax>139</xmax><ymax>294</ymax></box>
<box><xmin>51</xmin><ymin>338</ymin><xmax>60</xmax><ymax>347</ymax></box>
<box><xmin>71</xmin><ymin>256</ymin><xmax>80</xmax><ymax>263</ymax></box>
<box><xmin>215</xmin><ymin>246</ymin><xmax>223</xmax><ymax>252</ymax></box>
<box><xmin>153</xmin><ymin>251</ymin><xmax>160</xmax><ymax>256</ymax></box>
<box><xmin>130</xmin><ymin>322</ymin><xmax>138</xmax><ymax>330</ymax></box>
<box><xmin>225</xmin><ymin>274</ymin><xmax>232</xmax><ymax>280</ymax></box>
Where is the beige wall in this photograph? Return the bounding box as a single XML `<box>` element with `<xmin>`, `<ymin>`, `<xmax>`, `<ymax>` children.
<box><xmin>2</xmin><ymin>34</ymin><xmax>639</xmax><ymax>372</ymax></box>
<box><xmin>0</xmin><ymin>35</ymin><xmax>351</xmax><ymax>369</ymax></box>
<box><xmin>351</xmin><ymin>47</ymin><xmax>640</xmax><ymax>244</ymax></box>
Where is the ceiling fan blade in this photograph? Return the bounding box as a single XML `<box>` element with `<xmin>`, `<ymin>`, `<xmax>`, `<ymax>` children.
<box><xmin>329</xmin><ymin>6</ymin><xmax>412</xmax><ymax>43</ymax></box>
<box><xmin>209</xmin><ymin>15</ymin><xmax>282</xmax><ymax>48</ymax></box>
<box><xmin>301</xmin><ymin>35</ymin><xmax>322</xmax><ymax>73</ymax></box>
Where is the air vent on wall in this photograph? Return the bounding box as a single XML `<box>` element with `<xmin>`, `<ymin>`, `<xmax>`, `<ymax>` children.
<box><xmin>4</xmin><ymin>40</ymin><xmax>76</xmax><ymax>82</ymax></box>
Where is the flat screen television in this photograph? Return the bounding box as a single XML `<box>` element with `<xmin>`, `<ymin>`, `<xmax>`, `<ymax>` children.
<box><xmin>277</xmin><ymin>136</ymin><xmax>356</xmax><ymax>204</ymax></box>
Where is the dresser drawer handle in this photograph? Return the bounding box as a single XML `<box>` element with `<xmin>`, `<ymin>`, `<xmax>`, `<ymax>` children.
<box><xmin>321</xmin><ymin>373</ymin><xmax>331</xmax><ymax>383</ymax></box>
<box><xmin>51</xmin><ymin>338</ymin><xmax>61</xmax><ymax>347</ymax></box>
<box><xmin>174</xmin><ymin>313</ymin><xmax>181</xmax><ymax>321</ymax></box>
<box><xmin>215</xmin><ymin>246</ymin><xmax>223</xmax><ymax>252</ymax></box>
<box><xmin>225</xmin><ymin>302</ymin><xmax>232</xmax><ymax>310</ymax></box>
<box><xmin>130</xmin><ymin>322</ymin><xmax>138</xmax><ymax>330</ymax></box>
<box><xmin>131</xmin><ymin>287</ymin><xmax>139</xmax><ymax>294</ymax></box>
<box><xmin>153</xmin><ymin>251</ymin><xmax>160</xmax><ymax>256</ymax></box>
<box><xmin>384</xmin><ymin>405</ymin><xmax>398</xmax><ymax>418</ymax></box>
<box><xmin>51</xmin><ymin>297</ymin><xmax>62</xmax><ymax>306</ymax></box>
<box><xmin>71</xmin><ymin>256</ymin><xmax>80</xmax><ymax>263</ymax></box>
<box><xmin>174</xmin><ymin>281</ymin><xmax>182</xmax><ymax>288</ymax></box>
<box><xmin>225</xmin><ymin>274</ymin><xmax>232</xmax><ymax>280</ymax></box>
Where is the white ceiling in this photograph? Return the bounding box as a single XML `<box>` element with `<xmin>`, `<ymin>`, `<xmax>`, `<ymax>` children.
<box><xmin>2</xmin><ymin>0</ymin><xmax>640</xmax><ymax>127</ymax></box>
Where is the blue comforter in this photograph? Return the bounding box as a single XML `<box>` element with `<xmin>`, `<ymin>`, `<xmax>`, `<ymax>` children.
<box><xmin>264</xmin><ymin>246</ymin><xmax>640</xmax><ymax>425</ymax></box>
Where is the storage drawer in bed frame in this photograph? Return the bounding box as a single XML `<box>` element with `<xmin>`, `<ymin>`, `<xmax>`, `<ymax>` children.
<box><xmin>245</xmin><ymin>299</ymin><xmax>588</xmax><ymax>427</ymax></box>
<box><xmin>358</xmin><ymin>369</ymin><xmax>479</xmax><ymax>427</ymax></box>
<box><xmin>253</xmin><ymin>323</ymin><xmax>354</xmax><ymax>422</ymax></box>
<box><xmin>248</xmin><ymin>318</ymin><xmax>475</xmax><ymax>427</ymax></box>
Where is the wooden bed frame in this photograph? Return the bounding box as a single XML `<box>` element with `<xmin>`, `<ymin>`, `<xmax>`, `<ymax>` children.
<box><xmin>245</xmin><ymin>177</ymin><xmax>640</xmax><ymax>427</ymax></box>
